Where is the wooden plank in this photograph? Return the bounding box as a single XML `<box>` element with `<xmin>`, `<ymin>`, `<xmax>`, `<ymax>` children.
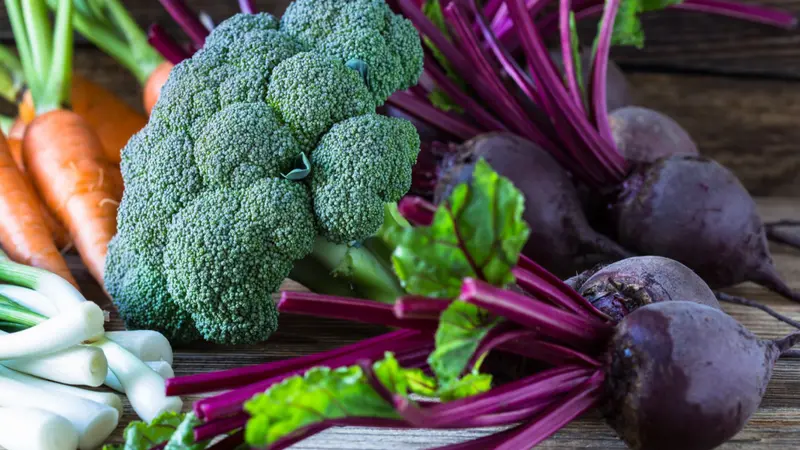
<box><xmin>66</xmin><ymin>197</ymin><xmax>797</xmax><ymax>447</ymax></box>
<box><xmin>628</xmin><ymin>72</ymin><xmax>800</xmax><ymax>197</ymax></box>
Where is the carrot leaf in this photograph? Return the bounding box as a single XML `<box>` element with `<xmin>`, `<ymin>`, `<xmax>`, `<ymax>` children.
<box><xmin>389</xmin><ymin>159</ymin><xmax>530</xmax><ymax>298</ymax></box>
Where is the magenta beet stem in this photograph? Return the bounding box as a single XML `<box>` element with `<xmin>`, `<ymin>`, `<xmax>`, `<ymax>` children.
<box><xmin>387</xmin><ymin>92</ymin><xmax>482</xmax><ymax>141</ymax></box>
<box><xmin>472</xmin><ymin>324</ymin><xmax>602</xmax><ymax>368</ymax></box>
<box><xmin>675</xmin><ymin>0</ymin><xmax>798</xmax><ymax>28</ymax></box>
<box><xmin>396</xmin><ymin>0</ymin><xmax>471</xmax><ymax>75</ymax></box>
<box><xmin>267</xmin><ymin>418</ymin><xmax>410</xmax><ymax>450</ymax></box>
<box><xmin>158</xmin><ymin>0</ymin><xmax>210</xmax><ymax>47</ymax></box>
<box><xmin>166</xmin><ymin>329</ymin><xmax>417</xmax><ymax>396</ymax></box>
<box><xmin>278</xmin><ymin>291</ymin><xmax>438</xmax><ymax>331</ymax></box>
<box><xmin>431</xmin><ymin>425</ymin><xmax>522</xmax><ymax>450</ymax></box>
<box><xmin>494</xmin><ymin>371</ymin><xmax>604</xmax><ymax>450</ymax></box>
<box><xmin>559</xmin><ymin>0</ymin><xmax>586</xmax><ymax>114</ymax></box>
<box><xmin>394</xmin><ymin>296</ymin><xmax>450</xmax><ymax>320</ymax></box>
<box><xmin>461</xmin><ymin>278</ymin><xmax>613</xmax><ymax>347</ymax></box>
<box><xmin>194</xmin><ymin>414</ymin><xmax>248</xmax><ymax>442</ymax></box>
<box><xmin>238</xmin><ymin>0</ymin><xmax>255</xmax><ymax>14</ymax></box>
<box><xmin>397</xmin><ymin>195</ymin><xmax>437</xmax><ymax>226</ymax></box>
<box><xmin>516</xmin><ymin>255</ymin><xmax>611</xmax><ymax>321</ymax></box>
<box><xmin>147</xmin><ymin>24</ymin><xmax>190</xmax><ymax>64</ymax></box>
<box><xmin>195</xmin><ymin>334</ymin><xmax>434</xmax><ymax>420</ymax></box>
<box><xmin>590</xmin><ymin>0</ymin><xmax>620</xmax><ymax>147</ymax></box>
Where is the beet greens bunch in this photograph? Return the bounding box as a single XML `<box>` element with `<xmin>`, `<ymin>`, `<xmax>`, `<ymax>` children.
<box><xmin>386</xmin><ymin>0</ymin><xmax>800</xmax><ymax>304</ymax></box>
<box><xmin>152</xmin><ymin>161</ymin><xmax>800</xmax><ymax>450</ymax></box>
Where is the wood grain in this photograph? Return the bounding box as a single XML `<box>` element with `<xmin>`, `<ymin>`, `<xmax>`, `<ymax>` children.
<box><xmin>69</xmin><ymin>197</ymin><xmax>799</xmax><ymax>448</ymax></box>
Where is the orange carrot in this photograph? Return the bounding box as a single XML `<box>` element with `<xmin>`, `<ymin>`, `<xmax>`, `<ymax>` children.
<box><xmin>143</xmin><ymin>61</ymin><xmax>174</xmax><ymax>115</ymax></box>
<box><xmin>7</xmin><ymin>136</ymin><xmax>23</xmax><ymax>171</ymax></box>
<box><xmin>23</xmin><ymin>110</ymin><xmax>121</xmax><ymax>285</ymax></box>
<box><xmin>7</xmin><ymin>117</ymin><xmax>25</xmax><ymax>140</ymax></box>
<box><xmin>0</xmin><ymin>131</ymin><xmax>77</xmax><ymax>286</ymax></box>
<box><xmin>19</xmin><ymin>74</ymin><xmax>147</xmax><ymax>165</ymax></box>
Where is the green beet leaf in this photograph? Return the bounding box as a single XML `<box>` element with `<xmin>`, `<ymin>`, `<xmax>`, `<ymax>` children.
<box><xmin>103</xmin><ymin>412</ymin><xmax>207</xmax><ymax>450</ymax></box>
<box><xmin>244</xmin><ymin>353</ymin><xmax>436</xmax><ymax>448</ymax></box>
<box><xmin>391</xmin><ymin>159</ymin><xmax>529</xmax><ymax>298</ymax></box>
<box><xmin>438</xmin><ymin>371</ymin><xmax>494</xmax><ymax>402</ymax></box>
<box><xmin>428</xmin><ymin>300</ymin><xmax>501</xmax><ymax>387</ymax></box>
<box><xmin>611</xmin><ymin>0</ymin><xmax>683</xmax><ymax>48</ymax></box>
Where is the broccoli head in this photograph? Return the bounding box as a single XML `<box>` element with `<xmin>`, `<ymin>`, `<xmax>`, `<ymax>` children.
<box><xmin>105</xmin><ymin>3</ymin><xmax>422</xmax><ymax>344</ymax></box>
<box><xmin>281</xmin><ymin>0</ymin><xmax>424</xmax><ymax>106</ymax></box>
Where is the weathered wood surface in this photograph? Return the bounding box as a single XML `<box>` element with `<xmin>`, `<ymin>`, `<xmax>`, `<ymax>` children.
<box><xmin>79</xmin><ymin>196</ymin><xmax>800</xmax><ymax>447</ymax></box>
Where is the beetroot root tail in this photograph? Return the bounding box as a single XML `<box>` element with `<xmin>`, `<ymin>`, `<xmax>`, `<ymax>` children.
<box><xmin>751</xmin><ymin>263</ymin><xmax>800</xmax><ymax>304</ymax></box>
<box><xmin>715</xmin><ymin>291</ymin><xmax>800</xmax><ymax>330</ymax></box>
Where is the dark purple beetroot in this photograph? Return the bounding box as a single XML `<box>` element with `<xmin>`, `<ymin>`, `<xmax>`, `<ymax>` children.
<box><xmin>613</xmin><ymin>154</ymin><xmax>798</xmax><ymax>301</ymax></box>
<box><xmin>577</xmin><ymin>256</ymin><xmax>719</xmax><ymax>322</ymax></box>
<box><xmin>550</xmin><ymin>48</ymin><xmax>633</xmax><ymax>112</ymax></box>
<box><xmin>435</xmin><ymin>133</ymin><xmax>633</xmax><ymax>278</ymax></box>
<box><xmin>610</xmin><ymin>106</ymin><xmax>699</xmax><ymax>164</ymax></box>
<box><xmin>603</xmin><ymin>301</ymin><xmax>789</xmax><ymax>450</ymax></box>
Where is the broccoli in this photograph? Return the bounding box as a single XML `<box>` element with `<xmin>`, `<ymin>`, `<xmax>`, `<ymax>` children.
<box><xmin>105</xmin><ymin>3</ymin><xmax>423</xmax><ymax>345</ymax></box>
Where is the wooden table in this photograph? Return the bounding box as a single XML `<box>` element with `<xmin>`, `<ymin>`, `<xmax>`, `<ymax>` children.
<box><xmin>2</xmin><ymin>0</ymin><xmax>800</xmax><ymax>448</ymax></box>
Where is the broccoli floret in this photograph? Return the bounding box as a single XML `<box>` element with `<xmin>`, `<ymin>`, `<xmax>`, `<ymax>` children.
<box><xmin>268</xmin><ymin>52</ymin><xmax>372</xmax><ymax>149</ymax></box>
<box><xmin>164</xmin><ymin>179</ymin><xmax>316</xmax><ymax>344</ymax></box>
<box><xmin>281</xmin><ymin>0</ymin><xmax>424</xmax><ymax>106</ymax></box>
<box><xmin>310</xmin><ymin>113</ymin><xmax>420</xmax><ymax>244</ymax></box>
<box><xmin>106</xmin><ymin>4</ymin><xmax>421</xmax><ymax>345</ymax></box>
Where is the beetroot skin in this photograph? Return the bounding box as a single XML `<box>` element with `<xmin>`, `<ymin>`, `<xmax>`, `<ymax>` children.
<box><xmin>613</xmin><ymin>154</ymin><xmax>794</xmax><ymax>299</ymax></box>
<box><xmin>609</xmin><ymin>107</ymin><xmax>698</xmax><ymax>164</ymax></box>
<box><xmin>436</xmin><ymin>133</ymin><xmax>632</xmax><ymax>277</ymax></box>
<box><xmin>603</xmin><ymin>301</ymin><xmax>783</xmax><ymax>450</ymax></box>
<box><xmin>576</xmin><ymin>256</ymin><xmax>719</xmax><ymax>321</ymax></box>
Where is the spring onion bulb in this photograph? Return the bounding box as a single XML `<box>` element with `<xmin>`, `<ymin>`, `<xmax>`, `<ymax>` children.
<box><xmin>0</xmin><ymin>256</ymin><xmax>85</xmax><ymax>311</ymax></box>
<box><xmin>0</xmin><ymin>407</ymin><xmax>79</xmax><ymax>450</ymax></box>
<box><xmin>0</xmin><ymin>367</ymin><xmax>123</xmax><ymax>416</ymax></box>
<box><xmin>94</xmin><ymin>337</ymin><xmax>182</xmax><ymax>422</ymax></box>
<box><xmin>0</xmin><ymin>302</ymin><xmax>105</xmax><ymax>360</ymax></box>
<box><xmin>0</xmin><ymin>367</ymin><xmax>118</xmax><ymax>449</ymax></box>
<box><xmin>105</xmin><ymin>330</ymin><xmax>174</xmax><ymax>364</ymax></box>
<box><xmin>105</xmin><ymin>360</ymin><xmax>175</xmax><ymax>393</ymax></box>
<box><xmin>0</xmin><ymin>340</ymin><xmax>107</xmax><ymax>387</ymax></box>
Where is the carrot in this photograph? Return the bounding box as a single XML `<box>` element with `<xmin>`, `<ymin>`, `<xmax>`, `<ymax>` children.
<box><xmin>143</xmin><ymin>60</ymin><xmax>174</xmax><ymax>114</ymax></box>
<box><xmin>19</xmin><ymin>75</ymin><xmax>147</xmax><ymax>164</ymax></box>
<box><xmin>0</xmin><ymin>131</ymin><xmax>76</xmax><ymax>286</ymax></box>
<box><xmin>7</xmin><ymin>117</ymin><xmax>25</xmax><ymax>140</ymax></box>
<box><xmin>64</xmin><ymin>0</ymin><xmax>169</xmax><ymax>118</ymax></box>
<box><xmin>23</xmin><ymin>110</ymin><xmax>120</xmax><ymax>285</ymax></box>
<box><xmin>9</xmin><ymin>0</ymin><xmax>121</xmax><ymax>286</ymax></box>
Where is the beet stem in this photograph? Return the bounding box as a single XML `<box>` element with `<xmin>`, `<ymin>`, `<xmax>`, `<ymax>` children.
<box><xmin>559</xmin><ymin>0</ymin><xmax>585</xmax><ymax>113</ymax></box>
<box><xmin>166</xmin><ymin>329</ymin><xmax>418</xmax><ymax>396</ymax></box>
<box><xmin>496</xmin><ymin>332</ymin><xmax>604</xmax><ymax>367</ymax></box>
<box><xmin>147</xmin><ymin>24</ymin><xmax>190</xmax><ymax>64</ymax></box>
<box><xmin>674</xmin><ymin>0</ymin><xmax>798</xmax><ymax>28</ymax></box>
<box><xmin>238</xmin><ymin>0</ymin><xmax>255</xmax><ymax>14</ymax></box>
<box><xmin>516</xmin><ymin>255</ymin><xmax>612</xmax><ymax>321</ymax></box>
<box><xmin>493</xmin><ymin>371</ymin><xmax>604</xmax><ymax>450</ymax></box>
<box><xmin>460</xmin><ymin>278</ymin><xmax>613</xmax><ymax>347</ymax></box>
<box><xmin>430</xmin><ymin>424</ymin><xmax>521</xmax><ymax>450</ymax></box>
<box><xmin>268</xmin><ymin>418</ymin><xmax>410</xmax><ymax>450</ymax></box>
<box><xmin>397</xmin><ymin>195</ymin><xmax>436</xmax><ymax>226</ymax></box>
<box><xmin>386</xmin><ymin>91</ymin><xmax>483</xmax><ymax>141</ymax></box>
<box><xmin>394</xmin><ymin>365</ymin><xmax>591</xmax><ymax>428</ymax></box>
<box><xmin>715</xmin><ymin>291</ymin><xmax>800</xmax><ymax>330</ymax></box>
<box><xmin>393</xmin><ymin>296</ymin><xmax>450</xmax><ymax>320</ymax></box>
<box><xmin>589</xmin><ymin>0</ymin><xmax>619</xmax><ymax>147</ymax></box>
<box><xmin>278</xmin><ymin>291</ymin><xmax>438</xmax><ymax>331</ymax></box>
<box><xmin>157</xmin><ymin>0</ymin><xmax>210</xmax><ymax>46</ymax></box>
<box><xmin>193</xmin><ymin>414</ymin><xmax>247</xmax><ymax>442</ymax></box>
<box><xmin>194</xmin><ymin>336</ymin><xmax>433</xmax><ymax>420</ymax></box>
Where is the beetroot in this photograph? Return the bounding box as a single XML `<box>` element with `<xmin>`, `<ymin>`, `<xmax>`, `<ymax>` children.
<box><xmin>603</xmin><ymin>301</ymin><xmax>790</xmax><ymax>450</ymax></box>
<box><xmin>576</xmin><ymin>256</ymin><xmax>719</xmax><ymax>321</ymax></box>
<box><xmin>609</xmin><ymin>106</ymin><xmax>698</xmax><ymax>164</ymax></box>
<box><xmin>435</xmin><ymin>133</ymin><xmax>633</xmax><ymax>278</ymax></box>
<box><xmin>612</xmin><ymin>155</ymin><xmax>797</xmax><ymax>300</ymax></box>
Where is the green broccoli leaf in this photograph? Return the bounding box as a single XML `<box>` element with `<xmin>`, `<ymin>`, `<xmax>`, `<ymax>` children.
<box><xmin>281</xmin><ymin>152</ymin><xmax>311</xmax><ymax>181</ymax></box>
<box><xmin>611</xmin><ymin>0</ymin><xmax>682</xmax><ymax>48</ymax></box>
<box><xmin>244</xmin><ymin>353</ymin><xmax>432</xmax><ymax>447</ymax></box>
<box><xmin>103</xmin><ymin>412</ymin><xmax>208</xmax><ymax>450</ymax></box>
<box><xmin>390</xmin><ymin>159</ymin><xmax>529</xmax><ymax>298</ymax></box>
<box><xmin>428</xmin><ymin>300</ymin><xmax>501</xmax><ymax>387</ymax></box>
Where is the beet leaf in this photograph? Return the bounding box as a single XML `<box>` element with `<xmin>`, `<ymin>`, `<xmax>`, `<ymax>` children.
<box><xmin>390</xmin><ymin>159</ymin><xmax>529</xmax><ymax>297</ymax></box>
